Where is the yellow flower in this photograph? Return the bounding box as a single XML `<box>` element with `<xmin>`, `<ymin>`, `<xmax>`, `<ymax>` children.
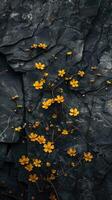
<box><xmin>14</xmin><ymin>126</ymin><xmax>22</xmax><ymax>132</ymax></box>
<box><xmin>91</xmin><ymin>66</ymin><xmax>97</xmax><ymax>70</ymax></box>
<box><xmin>11</xmin><ymin>95</ymin><xmax>19</xmax><ymax>100</ymax></box>
<box><xmin>54</xmin><ymin>95</ymin><xmax>64</xmax><ymax>103</ymax></box>
<box><xmin>46</xmin><ymin>162</ymin><xmax>51</xmax><ymax>167</ymax></box>
<box><xmin>50</xmin><ymin>124</ymin><xmax>54</xmax><ymax>127</ymax></box>
<box><xmin>37</xmin><ymin>135</ymin><xmax>46</xmax><ymax>144</ymax></box>
<box><xmin>51</xmin><ymin>169</ymin><xmax>56</xmax><ymax>174</ymax></box>
<box><xmin>78</xmin><ymin>70</ymin><xmax>85</xmax><ymax>77</ymax></box>
<box><xmin>28</xmin><ymin>133</ymin><xmax>38</xmax><ymax>142</ymax></box>
<box><xmin>42</xmin><ymin>98</ymin><xmax>54</xmax><ymax>109</ymax></box>
<box><xmin>34</xmin><ymin>62</ymin><xmax>46</xmax><ymax>70</ymax></box>
<box><xmin>28</xmin><ymin>174</ymin><xmax>39</xmax><ymax>183</ymax></box>
<box><xmin>58</xmin><ymin>69</ymin><xmax>66</xmax><ymax>77</ymax></box>
<box><xmin>43</xmin><ymin>142</ymin><xmax>54</xmax><ymax>153</ymax></box>
<box><xmin>67</xmin><ymin>147</ymin><xmax>77</xmax><ymax>157</ymax></box>
<box><xmin>40</xmin><ymin>78</ymin><xmax>46</xmax><ymax>84</ymax></box>
<box><xmin>33</xmin><ymin>159</ymin><xmax>42</xmax><ymax>167</ymax></box>
<box><xmin>38</xmin><ymin>43</ymin><xmax>48</xmax><ymax>49</ymax></box>
<box><xmin>47</xmin><ymin>174</ymin><xmax>56</xmax><ymax>181</ymax></box>
<box><xmin>16</xmin><ymin>104</ymin><xmax>23</xmax><ymax>108</ymax></box>
<box><xmin>19</xmin><ymin>155</ymin><xmax>29</xmax><ymax>165</ymax></box>
<box><xmin>71</xmin><ymin>162</ymin><xmax>76</xmax><ymax>167</ymax></box>
<box><xmin>49</xmin><ymin>193</ymin><xmax>57</xmax><ymax>200</ymax></box>
<box><xmin>70</xmin><ymin>79</ymin><xmax>79</xmax><ymax>88</ymax></box>
<box><xmin>106</xmin><ymin>80</ymin><xmax>112</xmax><ymax>85</ymax></box>
<box><xmin>61</xmin><ymin>129</ymin><xmax>69</xmax><ymax>135</ymax></box>
<box><xmin>65</xmin><ymin>77</ymin><xmax>69</xmax><ymax>80</ymax></box>
<box><xmin>66</xmin><ymin>51</ymin><xmax>72</xmax><ymax>55</ymax></box>
<box><xmin>44</xmin><ymin>72</ymin><xmax>49</xmax><ymax>77</ymax></box>
<box><xmin>83</xmin><ymin>152</ymin><xmax>93</xmax><ymax>162</ymax></box>
<box><xmin>33</xmin><ymin>80</ymin><xmax>44</xmax><ymax>90</ymax></box>
<box><xmin>69</xmin><ymin>108</ymin><xmax>79</xmax><ymax>117</ymax></box>
<box><xmin>31</xmin><ymin>44</ymin><xmax>37</xmax><ymax>49</ymax></box>
<box><xmin>59</xmin><ymin>88</ymin><xmax>64</xmax><ymax>93</ymax></box>
<box><xmin>33</xmin><ymin>121</ymin><xmax>40</xmax><ymax>128</ymax></box>
<box><xmin>25</xmin><ymin>163</ymin><xmax>33</xmax><ymax>172</ymax></box>
<box><xmin>52</xmin><ymin>113</ymin><xmax>57</xmax><ymax>119</ymax></box>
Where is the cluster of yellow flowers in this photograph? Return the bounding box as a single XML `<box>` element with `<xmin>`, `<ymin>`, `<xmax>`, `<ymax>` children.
<box><xmin>38</xmin><ymin>43</ymin><xmax>48</xmax><ymax>49</ymax></box>
<box><xmin>42</xmin><ymin>95</ymin><xmax>64</xmax><ymax>109</ymax></box>
<box><xmin>19</xmin><ymin>155</ymin><xmax>42</xmax><ymax>182</ymax></box>
<box><xmin>18</xmin><ymin>44</ymin><xmax>94</xmax><ymax>187</ymax></box>
<box><xmin>28</xmin><ymin>133</ymin><xmax>46</xmax><ymax>143</ymax></box>
<box><xmin>42</xmin><ymin>98</ymin><xmax>54</xmax><ymax>109</ymax></box>
<box><xmin>28</xmin><ymin>133</ymin><xmax>54</xmax><ymax>153</ymax></box>
<box><xmin>67</xmin><ymin>149</ymin><xmax>94</xmax><ymax>161</ymax></box>
<box><xmin>19</xmin><ymin>156</ymin><xmax>42</xmax><ymax>169</ymax></box>
<box><xmin>58</xmin><ymin>69</ymin><xmax>85</xmax><ymax>79</ymax></box>
<box><xmin>18</xmin><ymin>150</ymin><xmax>93</xmax><ymax>183</ymax></box>
<box><xmin>31</xmin><ymin>43</ymin><xmax>48</xmax><ymax>49</ymax></box>
<box><xmin>33</xmin><ymin>79</ymin><xmax>45</xmax><ymax>90</ymax></box>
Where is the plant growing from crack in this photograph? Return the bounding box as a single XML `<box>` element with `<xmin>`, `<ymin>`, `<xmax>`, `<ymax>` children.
<box><xmin>16</xmin><ymin>43</ymin><xmax>94</xmax><ymax>200</ymax></box>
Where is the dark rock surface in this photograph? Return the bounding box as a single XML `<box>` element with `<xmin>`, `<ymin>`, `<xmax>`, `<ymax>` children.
<box><xmin>0</xmin><ymin>0</ymin><xmax>112</xmax><ymax>199</ymax></box>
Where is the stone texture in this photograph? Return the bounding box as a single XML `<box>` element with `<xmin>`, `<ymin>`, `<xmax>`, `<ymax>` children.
<box><xmin>0</xmin><ymin>0</ymin><xmax>112</xmax><ymax>199</ymax></box>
